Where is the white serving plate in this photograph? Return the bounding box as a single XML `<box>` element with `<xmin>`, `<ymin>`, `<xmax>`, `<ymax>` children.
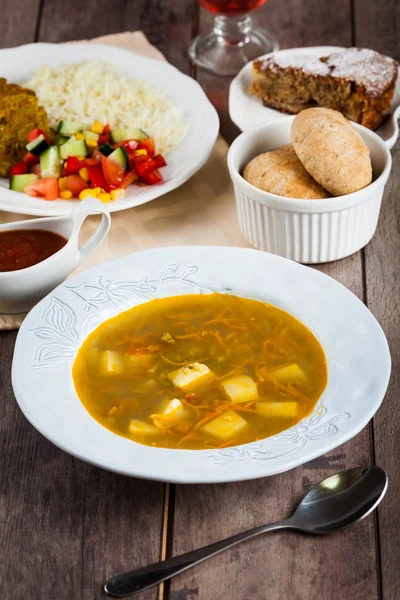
<box><xmin>0</xmin><ymin>43</ymin><xmax>219</xmax><ymax>216</ymax></box>
<box><xmin>12</xmin><ymin>246</ymin><xmax>390</xmax><ymax>483</ymax></box>
<box><xmin>229</xmin><ymin>46</ymin><xmax>400</xmax><ymax>149</ymax></box>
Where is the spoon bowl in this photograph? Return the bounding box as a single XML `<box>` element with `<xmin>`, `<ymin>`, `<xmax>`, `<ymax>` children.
<box><xmin>105</xmin><ymin>466</ymin><xmax>388</xmax><ymax>597</ymax></box>
<box><xmin>291</xmin><ymin>466</ymin><xmax>388</xmax><ymax>534</ymax></box>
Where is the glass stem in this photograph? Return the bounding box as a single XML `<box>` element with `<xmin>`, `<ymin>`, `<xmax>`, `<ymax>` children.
<box><xmin>213</xmin><ymin>15</ymin><xmax>252</xmax><ymax>47</ymax></box>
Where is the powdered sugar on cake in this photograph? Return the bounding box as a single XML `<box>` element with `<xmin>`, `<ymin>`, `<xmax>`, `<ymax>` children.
<box><xmin>326</xmin><ymin>48</ymin><xmax>397</xmax><ymax>96</ymax></box>
<box><xmin>271</xmin><ymin>54</ymin><xmax>330</xmax><ymax>76</ymax></box>
<box><xmin>258</xmin><ymin>47</ymin><xmax>398</xmax><ymax>97</ymax></box>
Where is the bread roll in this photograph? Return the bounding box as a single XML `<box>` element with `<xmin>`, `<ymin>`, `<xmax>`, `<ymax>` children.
<box><xmin>291</xmin><ymin>108</ymin><xmax>372</xmax><ymax>195</ymax></box>
<box><xmin>243</xmin><ymin>144</ymin><xmax>331</xmax><ymax>199</ymax></box>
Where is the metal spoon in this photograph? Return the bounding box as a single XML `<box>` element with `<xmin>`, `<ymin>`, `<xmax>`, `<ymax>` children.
<box><xmin>104</xmin><ymin>466</ymin><xmax>387</xmax><ymax>598</ymax></box>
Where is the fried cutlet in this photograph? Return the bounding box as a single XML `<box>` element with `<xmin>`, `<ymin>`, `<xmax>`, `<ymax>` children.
<box><xmin>0</xmin><ymin>78</ymin><xmax>50</xmax><ymax>177</ymax></box>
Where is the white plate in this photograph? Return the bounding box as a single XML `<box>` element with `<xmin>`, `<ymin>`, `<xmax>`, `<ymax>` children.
<box><xmin>12</xmin><ymin>247</ymin><xmax>391</xmax><ymax>483</ymax></box>
<box><xmin>0</xmin><ymin>43</ymin><xmax>219</xmax><ymax>216</ymax></box>
<box><xmin>229</xmin><ymin>46</ymin><xmax>400</xmax><ymax>149</ymax></box>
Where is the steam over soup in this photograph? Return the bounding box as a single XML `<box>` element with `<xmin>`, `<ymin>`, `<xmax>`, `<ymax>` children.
<box><xmin>72</xmin><ymin>294</ymin><xmax>328</xmax><ymax>449</ymax></box>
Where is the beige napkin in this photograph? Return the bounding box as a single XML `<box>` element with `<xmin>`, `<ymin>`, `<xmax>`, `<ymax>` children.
<box><xmin>0</xmin><ymin>31</ymin><xmax>249</xmax><ymax>330</ymax></box>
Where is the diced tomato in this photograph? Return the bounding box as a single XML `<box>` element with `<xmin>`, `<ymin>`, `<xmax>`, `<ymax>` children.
<box><xmin>102</xmin><ymin>124</ymin><xmax>111</xmax><ymax>134</ymax></box>
<box><xmin>137</xmin><ymin>138</ymin><xmax>155</xmax><ymax>157</ymax></box>
<box><xmin>101</xmin><ymin>155</ymin><xmax>124</xmax><ymax>186</ymax></box>
<box><xmin>103</xmin><ymin>183</ymin><xmax>118</xmax><ymax>193</ymax></box>
<box><xmin>24</xmin><ymin>152</ymin><xmax>40</xmax><ymax>164</ymax></box>
<box><xmin>28</xmin><ymin>163</ymin><xmax>42</xmax><ymax>177</ymax></box>
<box><xmin>84</xmin><ymin>157</ymin><xmax>101</xmax><ymax>168</ymax></box>
<box><xmin>134</xmin><ymin>156</ymin><xmax>157</xmax><ymax>177</ymax></box>
<box><xmin>121</xmin><ymin>169</ymin><xmax>139</xmax><ymax>189</ymax></box>
<box><xmin>66</xmin><ymin>175</ymin><xmax>89</xmax><ymax>197</ymax></box>
<box><xmin>87</xmin><ymin>164</ymin><xmax>107</xmax><ymax>188</ymax></box>
<box><xmin>9</xmin><ymin>161</ymin><xmax>27</xmax><ymax>176</ymax></box>
<box><xmin>153</xmin><ymin>154</ymin><xmax>167</xmax><ymax>169</ymax></box>
<box><xmin>123</xmin><ymin>140</ymin><xmax>139</xmax><ymax>155</ymax></box>
<box><xmin>27</xmin><ymin>128</ymin><xmax>50</xmax><ymax>145</ymax></box>
<box><xmin>141</xmin><ymin>169</ymin><xmax>163</xmax><ymax>185</ymax></box>
<box><xmin>98</xmin><ymin>133</ymin><xmax>111</xmax><ymax>146</ymax></box>
<box><xmin>24</xmin><ymin>177</ymin><xmax>59</xmax><ymax>201</ymax></box>
<box><xmin>65</xmin><ymin>156</ymin><xmax>82</xmax><ymax>175</ymax></box>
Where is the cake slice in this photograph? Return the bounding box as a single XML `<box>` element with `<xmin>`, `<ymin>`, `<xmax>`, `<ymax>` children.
<box><xmin>249</xmin><ymin>47</ymin><xmax>398</xmax><ymax>130</ymax></box>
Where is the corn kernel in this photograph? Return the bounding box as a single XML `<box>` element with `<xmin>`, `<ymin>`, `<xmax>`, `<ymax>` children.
<box><xmin>78</xmin><ymin>167</ymin><xmax>90</xmax><ymax>182</ymax></box>
<box><xmin>110</xmin><ymin>188</ymin><xmax>125</xmax><ymax>201</ymax></box>
<box><xmin>91</xmin><ymin>121</ymin><xmax>104</xmax><ymax>134</ymax></box>
<box><xmin>58</xmin><ymin>177</ymin><xmax>68</xmax><ymax>192</ymax></box>
<box><xmin>79</xmin><ymin>189</ymin><xmax>97</xmax><ymax>200</ymax></box>
<box><xmin>97</xmin><ymin>192</ymin><xmax>111</xmax><ymax>203</ymax></box>
<box><xmin>134</xmin><ymin>149</ymin><xmax>147</xmax><ymax>156</ymax></box>
<box><xmin>60</xmin><ymin>190</ymin><xmax>73</xmax><ymax>200</ymax></box>
<box><xmin>77</xmin><ymin>155</ymin><xmax>85</xmax><ymax>161</ymax></box>
<box><xmin>86</xmin><ymin>139</ymin><xmax>98</xmax><ymax>148</ymax></box>
<box><xmin>90</xmin><ymin>187</ymin><xmax>102</xmax><ymax>196</ymax></box>
<box><xmin>75</xmin><ymin>132</ymin><xmax>84</xmax><ymax>140</ymax></box>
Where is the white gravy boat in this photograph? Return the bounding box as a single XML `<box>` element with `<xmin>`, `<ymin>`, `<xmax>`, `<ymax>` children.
<box><xmin>0</xmin><ymin>198</ymin><xmax>111</xmax><ymax>314</ymax></box>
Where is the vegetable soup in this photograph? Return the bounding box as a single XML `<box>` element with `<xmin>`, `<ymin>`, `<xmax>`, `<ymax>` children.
<box><xmin>72</xmin><ymin>294</ymin><xmax>327</xmax><ymax>450</ymax></box>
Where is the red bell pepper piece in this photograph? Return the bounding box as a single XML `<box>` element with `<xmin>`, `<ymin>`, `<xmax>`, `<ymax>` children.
<box><xmin>102</xmin><ymin>124</ymin><xmax>111</xmax><ymax>134</ymax></box>
<box><xmin>24</xmin><ymin>152</ymin><xmax>40</xmax><ymax>164</ymax></box>
<box><xmin>134</xmin><ymin>156</ymin><xmax>157</xmax><ymax>177</ymax></box>
<box><xmin>98</xmin><ymin>133</ymin><xmax>111</xmax><ymax>146</ymax></box>
<box><xmin>123</xmin><ymin>140</ymin><xmax>139</xmax><ymax>155</ymax></box>
<box><xmin>87</xmin><ymin>164</ymin><xmax>107</xmax><ymax>188</ymax></box>
<box><xmin>9</xmin><ymin>161</ymin><xmax>27</xmax><ymax>176</ymax></box>
<box><xmin>137</xmin><ymin>138</ymin><xmax>155</xmax><ymax>157</ymax></box>
<box><xmin>65</xmin><ymin>156</ymin><xmax>82</xmax><ymax>175</ymax></box>
<box><xmin>141</xmin><ymin>169</ymin><xmax>163</xmax><ymax>185</ymax></box>
<box><xmin>27</xmin><ymin>128</ymin><xmax>51</xmax><ymax>145</ymax></box>
<box><xmin>153</xmin><ymin>154</ymin><xmax>167</xmax><ymax>169</ymax></box>
<box><xmin>83</xmin><ymin>157</ymin><xmax>100</xmax><ymax>168</ymax></box>
<box><xmin>121</xmin><ymin>169</ymin><xmax>139</xmax><ymax>189</ymax></box>
<box><xmin>103</xmin><ymin>183</ymin><xmax>118</xmax><ymax>193</ymax></box>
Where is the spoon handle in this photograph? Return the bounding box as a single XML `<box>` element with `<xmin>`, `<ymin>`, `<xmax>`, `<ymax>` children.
<box><xmin>104</xmin><ymin>519</ymin><xmax>291</xmax><ymax>598</ymax></box>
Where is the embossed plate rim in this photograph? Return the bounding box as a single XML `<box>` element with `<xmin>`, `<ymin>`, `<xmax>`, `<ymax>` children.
<box><xmin>12</xmin><ymin>247</ymin><xmax>391</xmax><ymax>483</ymax></box>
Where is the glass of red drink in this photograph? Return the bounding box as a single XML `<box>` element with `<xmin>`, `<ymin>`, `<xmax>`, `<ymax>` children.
<box><xmin>189</xmin><ymin>0</ymin><xmax>278</xmax><ymax>76</ymax></box>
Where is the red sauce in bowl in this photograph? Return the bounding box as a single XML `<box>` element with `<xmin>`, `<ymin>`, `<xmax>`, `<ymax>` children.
<box><xmin>0</xmin><ymin>229</ymin><xmax>68</xmax><ymax>272</ymax></box>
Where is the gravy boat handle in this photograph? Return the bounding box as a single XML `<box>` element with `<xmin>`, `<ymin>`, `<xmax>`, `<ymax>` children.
<box><xmin>71</xmin><ymin>198</ymin><xmax>111</xmax><ymax>266</ymax></box>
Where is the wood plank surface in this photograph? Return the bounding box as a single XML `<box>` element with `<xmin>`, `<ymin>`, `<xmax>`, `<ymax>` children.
<box><xmin>0</xmin><ymin>0</ymin><xmax>41</xmax><ymax>48</ymax></box>
<box><xmin>354</xmin><ymin>2</ymin><xmax>400</xmax><ymax>599</ymax></box>
<box><xmin>169</xmin><ymin>3</ymin><xmax>378</xmax><ymax>600</ymax></box>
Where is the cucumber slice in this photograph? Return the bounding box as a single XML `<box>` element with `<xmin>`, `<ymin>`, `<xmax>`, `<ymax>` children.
<box><xmin>99</xmin><ymin>142</ymin><xmax>114</xmax><ymax>157</ymax></box>
<box><xmin>108</xmin><ymin>146</ymin><xmax>128</xmax><ymax>169</ymax></box>
<box><xmin>26</xmin><ymin>134</ymin><xmax>49</xmax><ymax>156</ymax></box>
<box><xmin>57</xmin><ymin>121</ymin><xmax>84</xmax><ymax>136</ymax></box>
<box><xmin>128</xmin><ymin>128</ymin><xmax>149</xmax><ymax>141</ymax></box>
<box><xmin>110</xmin><ymin>127</ymin><xmax>149</xmax><ymax>143</ymax></box>
<box><xmin>59</xmin><ymin>137</ymin><xmax>88</xmax><ymax>160</ymax></box>
<box><xmin>83</xmin><ymin>130</ymin><xmax>99</xmax><ymax>143</ymax></box>
<box><xmin>10</xmin><ymin>174</ymin><xmax>38</xmax><ymax>192</ymax></box>
<box><xmin>57</xmin><ymin>135</ymin><xmax>69</xmax><ymax>145</ymax></box>
<box><xmin>109</xmin><ymin>128</ymin><xmax>127</xmax><ymax>143</ymax></box>
<box><xmin>40</xmin><ymin>146</ymin><xmax>61</xmax><ymax>179</ymax></box>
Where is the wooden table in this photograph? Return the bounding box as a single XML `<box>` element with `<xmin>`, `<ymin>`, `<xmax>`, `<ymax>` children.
<box><xmin>0</xmin><ymin>1</ymin><xmax>399</xmax><ymax>598</ymax></box>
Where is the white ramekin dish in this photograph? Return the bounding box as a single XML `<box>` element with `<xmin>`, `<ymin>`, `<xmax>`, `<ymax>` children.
<box><xmin>227</xmin><ymin>117</ymin><xmax>392</xmax><ymax>263</ymax></box>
